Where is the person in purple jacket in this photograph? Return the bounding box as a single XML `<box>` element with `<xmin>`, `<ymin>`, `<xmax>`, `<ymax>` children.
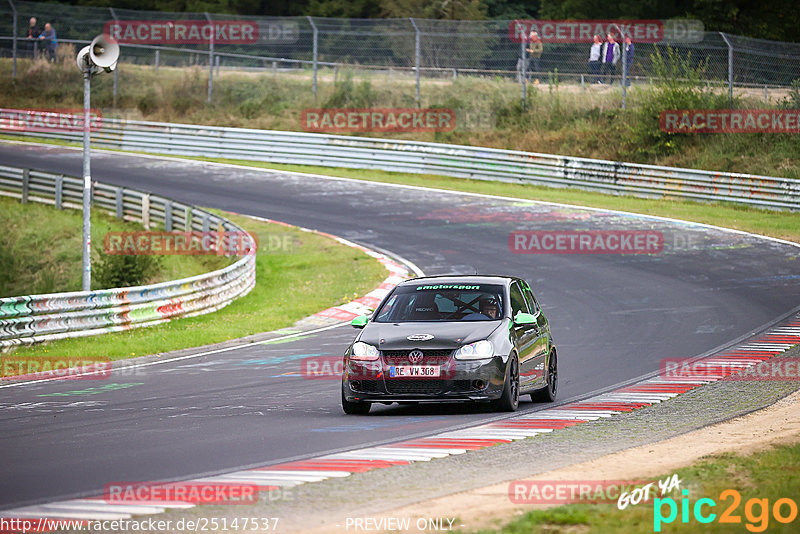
<box><xmin>601</xmin><ymin>33</ymin><xmax>620</xmax><ymax>84</ymax></box>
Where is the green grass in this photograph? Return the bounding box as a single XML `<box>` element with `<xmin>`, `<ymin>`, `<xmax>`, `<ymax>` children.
<box><xmin>0</xmin><ymin>195</ymin><xmax>229</xmax><ymax>297</ymax></box>
<box><xmin>475</xmin><ymin>442</ymin><xmax>800</xmax><ymax>534</ymax></box>
<box><xmin>6</xmin><ymin>211</ymin><xmax>387</xmax><ymax>361</ymax></box>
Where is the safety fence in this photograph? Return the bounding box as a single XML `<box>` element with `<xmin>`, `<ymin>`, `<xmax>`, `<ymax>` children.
<box><xmin>3</xmin><ymin>116</ymin><xmax>799</xmax><ymax>211</ymax></box>
<box><xmin>0</xmin><ymin>164</ymin><xmax>256</xmax><ymax>347</ymax></box>
<box><xmin>2</xmin><ymin>1</ymin><xmax>800</xmax><ymax>107</ymax></box>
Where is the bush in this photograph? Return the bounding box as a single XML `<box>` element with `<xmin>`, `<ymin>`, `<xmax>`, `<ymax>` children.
<box><xmin>625</xmin><ymin>47</ymin><xmax>733</xmax><ymax>160</ymax></box>
<box><xmin>323</xmin><ymin>70</ymin><xmax>377</xmax><ymax>108</ymax></box>
<box><xmin>93</xmin><ymin>249</ymin><xmax>162</xmax><ymax>289</ymax></box>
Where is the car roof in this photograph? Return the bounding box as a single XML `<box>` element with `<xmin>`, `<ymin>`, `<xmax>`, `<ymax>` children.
<box><xmin>398</xmin><ymin>275</ymin><xmax>518</xmax><ymax>287</ymax></box>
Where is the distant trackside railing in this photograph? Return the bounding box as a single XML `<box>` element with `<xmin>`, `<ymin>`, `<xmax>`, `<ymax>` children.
<box><xmin>3</xmin><ymin>116</ymin><xmax>799</xmax><ymax>210</ymax></box>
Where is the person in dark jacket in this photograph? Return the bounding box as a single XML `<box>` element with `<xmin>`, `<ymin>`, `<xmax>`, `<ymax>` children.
<box><xmin>26</xmin><ymin>17</ymin><xmax>40</xmax><ymax>57</ymax></box>
<box><xmin>38</xmin><ymin>22</ymin><xmax>57</xmax><ymax>61</ymax></box>
<box><xmin>623</xmin><ymin>36</ymin><xmax>635</xmax><ymax>86</ymax></box>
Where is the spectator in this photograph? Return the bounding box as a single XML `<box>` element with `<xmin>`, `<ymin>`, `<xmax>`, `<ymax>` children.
<box><xmin>526</xmin><ymin>31</ymin><xmax>543</xmax><ymax>84</ymax></box>
<box><xmin>588</xmin><ymin>34</ymin><xmax>602</xmax><ymax>84</ymax></box>
<box><xmin>26</xmin><ymin>17</ymin><xmax>40</xmax><ymax>58</ymax></box>
<box><xmin>623</xmin><ymin>36</ymin><xmax>634</xmax><ymax>86</ymax></box>
<box><xmin>38</xmin><ymin>22</ymin><xmax>57</xmax><ymax>62</ymax></box>
<box><xmin>601</xmin><ymin>32</ymin><xmax>620</xmax><ymax>84</ymax></box>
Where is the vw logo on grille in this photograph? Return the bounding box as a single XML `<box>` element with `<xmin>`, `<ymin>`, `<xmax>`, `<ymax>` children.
<box><xmin>408</xmin><ymin>350</ymin><xmax>424</xmax><ymax>363</ymax></box>
<box><xmin>407</xmin><ymin>334</ymin><xmax>434</xmax><ymax>341</ymax></box>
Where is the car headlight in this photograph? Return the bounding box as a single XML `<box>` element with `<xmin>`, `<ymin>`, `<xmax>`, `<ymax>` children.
<box><xmin>351</xmin><ymin>341</ymin><xmax>380</xmax><ymax>361</ymax></box>
<box><xmin>454</xmin><ymin>340</ymin><xmax>494</xmax><ymax>360</ymax></box>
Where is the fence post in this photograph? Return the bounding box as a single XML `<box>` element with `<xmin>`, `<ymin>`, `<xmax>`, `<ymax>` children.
<box><xmin>307</xmin><ymin>16</ymin><xmax>318</xmax><ymax>102</ymax></box>
<box><xmin>115</xmin><ymin>188</ymin><xmax>123</xmax><ymax>219</ymax></box>
<box><xmin>215</xmin><ymin>55</ymin><xmax>220</xmax><ymax>76</ymax></box>
<box><xmin>164</xmin><ymin>200</ymin><xmax>173</xmax><ymax>231</ymax></box>
<box><xmin>581</xmin><ymin>73</ymin><xmax>585</xmax><ymax>91</ymax></box>
<box><xmin>8</xmin><ymin>0</ymin><xmax>17</xmax><ymax>79</ymax></box>
<box><xmin>109</xmin><ymin>8</ymin><xmax>119</xmax><ymax>105</ymax></box>
<box><xmin>55</xmin><ymin>174</ymin><xmax>63</xmax><ymax>209</ymax></box>
<box><xmin>205</xmin><ymin>12</ymin><xmax>214</xmax><ymax>103</ymax></box>
<box><xmin>518</xmin><ymin>22</ymin><xmax>527</xmax><ymax>110</ymax></box>
<box><xmin>719</xmin><ymin>32</ymin><xmax>734</xmax><ymax>108</ymax></box>
<box><xmin>142</xmin><ymin>194</ymin><xmax>150</xmax><ymax>229</ymax></box>
<box><xmin>409</xmin><ymin>18</ymin><xmax>421</xmax><ymax>107</ymax></box>
<box><xmin>154</xmin><ymin>49</ymin><xmax>159</xmax><ymax>72</ymax></box>
<box><xmin>21</xmin><ymin>168</ymin><xmax>29</xmax><ymax>204</ymax></box>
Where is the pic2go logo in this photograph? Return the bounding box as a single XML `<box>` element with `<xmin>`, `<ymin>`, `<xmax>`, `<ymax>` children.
<box><xmin>653</xmin><ymin>489</ymin><xmax>798</xmax><ymax>532</ymax></box>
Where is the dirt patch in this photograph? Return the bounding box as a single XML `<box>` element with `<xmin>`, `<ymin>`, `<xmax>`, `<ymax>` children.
<box><xmin>297</xmin><ymin>389</ymin><xmax>800</xmax><ymax>533</ymax></box>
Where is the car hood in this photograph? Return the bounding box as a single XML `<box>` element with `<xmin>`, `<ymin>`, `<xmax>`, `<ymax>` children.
<box><xmin>359</xmin><ymin>321</ymin><xmax>503</xmax><ymax>350</ymax></box>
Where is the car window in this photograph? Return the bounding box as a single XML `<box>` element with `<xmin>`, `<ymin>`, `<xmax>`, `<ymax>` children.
<box><xmin>509</xmin><ymin>282</ymin><xmax>529</xmax><ymax>316</ymax></box>
<box><xmin>373</xmin><ymin>284</ymin><xmax>505</xmax><ymax>322</ymax></box>
<box><xmin>521</xmin><ymin>281</ymin><xmax>540</xmax><ymax>313</ymax></box>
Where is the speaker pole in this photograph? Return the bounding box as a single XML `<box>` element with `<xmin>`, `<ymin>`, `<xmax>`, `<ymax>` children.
<box><xmin>81</xmin><ymin>67</ymin><xmax>92</xmax><ymax>291</ymax></box>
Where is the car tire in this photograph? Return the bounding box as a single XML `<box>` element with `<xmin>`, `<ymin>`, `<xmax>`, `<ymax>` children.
<box><xmin>341</xmin><ymin>386</ymin><xmax>371</xmax><ymax>415</ymax></box>
<box><xmin>531</xmin><ymin>350</ymin><xmax>558</xmax><ymax>402</ymax></box>
<box><xmin>494</xmin><ymin>353</ymin><xmax>520</xmax><ymax>412</ymax></box>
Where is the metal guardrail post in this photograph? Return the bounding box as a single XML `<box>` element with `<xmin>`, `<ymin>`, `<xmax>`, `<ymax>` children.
<box><xmin>409</xmin><ymin>18</ymin><xmax>421</xmax><ymax>107</ymax></box>
<box><xmin>165</xmin><ymin>200</ymin><xmax>173</xmax><ymax>231</ymax></box>
<box><xmin>185</xmin><ymin>206</ymin><xmax>192</xmax><ymax>231</ymax></box>
<box><xmin>115</xmin><ymin>188</ymin><xmax>123</xmax><ymax>219</ymax></box>
<box><xmin>55</xmin><ymin>174</ymin><xmax>63</xmax><ymax>209</ymax></box>
<box><xmin>215</xmin><ymin>55</ymin><xmax>220</xmax><ymax>76</ymax></box>
<box><xmin>142</xmin><ymin>194</ymin><xmax>150</xmax><ymax>229</ymax></box>
<box><xmin>8</xmin><ymin>0</ymin><xmax>17</xmax><ymax>79</ymax></box>
<box><xmin>307</xmin><ymin>16</ymin><xmax>318</xmax><ymax>102</ymax></box>
<box><xmin>205</xmin><ymin>12</ymin><xmax>214</xmax><ymax>104</ymax></box>
<box><xmin>202</xmin><ymin>213</ymin><xmax>210</xmax><ymax>232</ymax></box>
<box><xmin>21</xmin><ymin>168</ymin><xmax>28</xmax><ymax>203</ymax></box>
<box><xmin>720</xmin><ymin>32</ymin><xmax>734</xmax><ymax>108</ymax></box>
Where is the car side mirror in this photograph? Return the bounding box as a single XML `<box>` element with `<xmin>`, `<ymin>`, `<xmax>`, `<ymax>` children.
<box><xmin>514</xmin><ymin>312</ymin><xmax>537</xmax><ymax>325</ymax></box>
<box><xmin>351</xmin><ymin>315</ymin><xmax>369</xmax><ymax>328</ymax></box>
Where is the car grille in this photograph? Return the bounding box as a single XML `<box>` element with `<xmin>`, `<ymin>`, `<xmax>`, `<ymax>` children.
<box><xmin>385</xmin><ymin>379</ymin><xmax>448</xmax><ymax>394</ymax></box>
<box><xmin>382</xmin><ymin>349</ymin><xmax>452</xmax><ymax>365</ymax></box>
<box><xmin>352</xmin><ymin>380</ymin><xmax>381</xmax><ymax>393</ymax></box>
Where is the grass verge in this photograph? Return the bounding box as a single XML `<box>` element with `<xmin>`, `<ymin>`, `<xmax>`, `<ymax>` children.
<box><xmin>5</xmin><ymin>211</ymin><xmax>387</xmax><ymax>361</ymax></box>
<box><xmin>476</xmin><ymin>441</ymin><xmax>800</xmax><ymax>533</ymax></box>
<box><xmin>0</xmin><ymin>195</ymin><xmax>230</xmax><ymax>297</ymax></box>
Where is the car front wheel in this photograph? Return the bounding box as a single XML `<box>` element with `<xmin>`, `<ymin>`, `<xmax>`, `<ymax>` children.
<box><xmin>341</xmin><ymin>386</ymin><xmax>371</xmax><ymax>415</ymax></box>
<box><xmin>494</xmin><ymin>354</ymin><xmax>519</xmax><ymax>412</ymax></box>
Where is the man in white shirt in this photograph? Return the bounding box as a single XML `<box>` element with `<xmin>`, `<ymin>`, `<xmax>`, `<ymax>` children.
<box><xmin>588</xmin><ymin>34</ymin><xmax>602</xmax><ymax>84</ymax></box>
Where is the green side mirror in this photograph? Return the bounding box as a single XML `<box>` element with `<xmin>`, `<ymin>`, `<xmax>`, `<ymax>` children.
<box><xmin>351</xmin><ymin>315</ymin><xmax>368</xmax><ymax>328</ymax></box>
<box><xmin>514</xmin><ymin>312</ymin><xmax>537</xmax><ymax>325</ymax></box>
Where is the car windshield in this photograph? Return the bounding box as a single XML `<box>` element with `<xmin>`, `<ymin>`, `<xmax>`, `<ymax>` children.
<box><xmin>374</xmin><ymin>283</ymin><xmax>505</xmax><ymax>322</ymax></box>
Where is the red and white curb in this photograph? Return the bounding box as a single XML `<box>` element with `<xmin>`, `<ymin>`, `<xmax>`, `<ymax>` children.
<box><xmin>244</xmin><ymin>217</ymin><xmax>419</xmax><ymax>326</ymax></box>
<box><xmin>3</xmin><ymin>316</ymin><xmax>798</xmax><ymax>524</ymax></box>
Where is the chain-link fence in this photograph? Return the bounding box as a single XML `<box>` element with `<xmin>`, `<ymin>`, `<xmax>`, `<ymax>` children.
<box><xmin>2</xmin><ymin>0</ymin><xmax>800</xmax><ymax>107</ymax></box>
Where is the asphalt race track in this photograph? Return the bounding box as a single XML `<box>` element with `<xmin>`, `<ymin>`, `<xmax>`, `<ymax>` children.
<box><xmin>1</xmin><ymin>142</ymin><xmax>799</xmax><ymax>509</ymax></box>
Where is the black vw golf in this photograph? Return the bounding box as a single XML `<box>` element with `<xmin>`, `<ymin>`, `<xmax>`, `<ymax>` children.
<box><xmin>341</xmin><ymin>275</ymin><xmax>558</xmax><ymax>414</ymax></box>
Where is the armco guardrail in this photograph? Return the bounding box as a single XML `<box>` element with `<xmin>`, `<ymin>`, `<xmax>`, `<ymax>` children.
<box><xmin>3</xmin><ymin>115</ymin><xmax>799</xmax><ymax>210</ymax></box>
<box><xmin>0</xmin><ymin>164</ymin><xmax>256</xmax><ymax>348</ymax></box>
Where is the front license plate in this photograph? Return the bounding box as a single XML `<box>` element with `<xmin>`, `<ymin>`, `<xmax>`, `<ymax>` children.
<box><xmin>389</xmin><ymin>365</ymin><xmax>440</xmax><ymax>377</ymax></box>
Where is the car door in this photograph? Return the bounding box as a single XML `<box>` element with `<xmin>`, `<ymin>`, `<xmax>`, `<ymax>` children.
<box><xmin>509</xmin><ymin>281</ymin><xmax>537</xmax><ymax>388</ymax></box>
<box><xmin>521</xmin><ymin>280</ymin><xmax>548</xmax><ymax>388</ymax></box>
